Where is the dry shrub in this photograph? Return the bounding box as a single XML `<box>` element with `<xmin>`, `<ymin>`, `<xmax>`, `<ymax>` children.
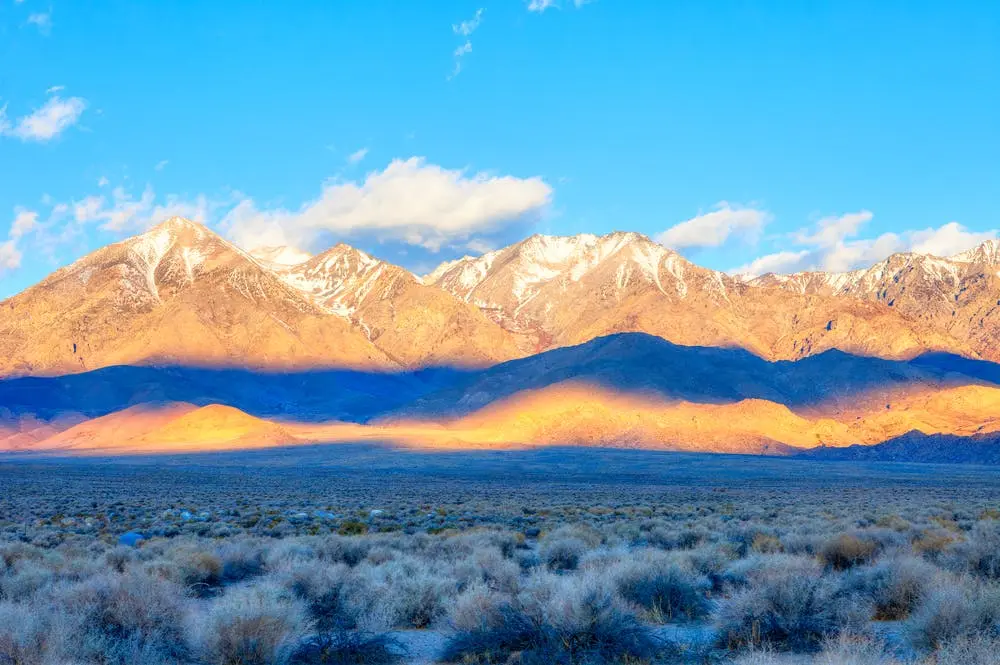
<box><xmin>443</xmin><ymin>576</ymin><xmax>658</xmax><ymax>665</ymax></box>
<box><xmin>613</xmin><ymin>553</ymin><xmax>711</xmax><ymax>622</ymax></box>
<box><xmin>820</xmin><ymin>533</ymin><xmax>880</xmax><ymax>571</ymax></box>
<box><xmin>54</xmin><ymin>573</ymin><xmax>191</xmax><ymax>665</ymax></box>
<box><xmin>750</xmin><ymin>533</ymin><xmax>783</xmax><ymax>555</ymax></box>
<box><xmin>906</xmin><ymin>578</ymin><xmax>1000</xmax><ymax>650</ymax></box>
<box><xmin>196</xmin><ymin>583</ymin><xmax>309</xmax><ymax>665</ymax></box>
<box><xmin>716</xmin><ymin>564</ymin><xmax>870</xmax><ymax>651</ymax></box>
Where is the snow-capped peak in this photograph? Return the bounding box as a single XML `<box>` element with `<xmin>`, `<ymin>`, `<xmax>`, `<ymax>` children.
<box><xmin>269</xmin><ymin>242</ymin><xmax>410</xmax><ymax>319</ymax></box>
<box><xmin>951</xmin><ymin>239</ymin><xmax>1000</xmax><ymax>265</ymax></box>
<box><xmin>426</xmin><ymin>230</ymin><xmax>699</xmax><ymax>315</ymax></box>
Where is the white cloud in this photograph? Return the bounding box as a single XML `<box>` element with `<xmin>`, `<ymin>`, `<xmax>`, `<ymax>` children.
<box><xmin>453</xmin><ymin>8</ymin><xmax>484</xmax><ymax>36</ymax></box>
<box><xmin>347</xmin><ymin>147</ymin><xmax>369</xmax><ymax>165</ymax></box>
<box><xmin>731</xmin><ymin>250</ymin><xmax>811</xmax><ymax>277</ymax></box>
<box><xmin>0</xmin><ymin>241</ymin><xmax>21</xmax><ymax>271</ymax></box>
<box><xmin>0</xmin><ymin>209</ymin><xmax>40</xmax><ymax>272</ymax></box>
<box><xmin>5</xmin><ymin>160</ymin><xmax>551</xmax><ymax>270</ymax></box>
<box><xmin>97</xmin><ymin>176</ymin><xmax>110</xmax><ymax>187</ymax></box>
<box><xmin>908</xmin><ymin>222</ymin><xmax>997</xmax><ymax>258</ymax></box>
<box><xmin>528</xmin><ymin>0</ymin><xmax>558</xmax><ymax>11</ymax></box>
<box><xmin>154</xmin><ymin>160</ymin><xmax>169</xmax><ymax>171</ymax></box>
<box><xmin>45</xmin><ymin>85</ymin><xmax>65</xmax><ymax>94</ymax></box>
<box><xmin>10</xmin><ymin>210</ymin><xmax>37</xmax><ymax>239</ymax></box>
<box><xmin>732</xmin><ymin>210</ymin><xmax>998</xmax><ymax>277</ymax></box>
<box><xmin>27</xmin><ymin>12</ymin><xmax>52</xmax><ymax>35</ymax></box>
<box><xmin>528</xmin><ymin>0</ymin><xmax>591</xmax><ymax>12</ymax></box>
<box><xmin>449</xmin><ymin>8</ymin><xmax>484</xmax><ymax>79</ymax></box>
<box><xmin>222</xmin><ymin>157</ymin><xmax>552</xmax><ymax>252</ymax></box>
<box><xmin>2</xmin><ymin>94</ymin><xmax>87</xmax><ymax>142</ymax></box>
<box><xmin>465</xmin><ymin>238</ymin><xmax>495</xmax><ymax>254</ymax></box>
<box><xmin>794</xmin><ymin>210</ymin><xmax>874</xmax><ymax>247</ymax></box>
<box><xmin>658</xmin><ymin>202</ymin><xmax>769</xmax><ymax>249</ymax></box>
<box><xmin>73</xmin><ymin>185</ymin><xmax>212</xmax><ymax>232</ymax></box>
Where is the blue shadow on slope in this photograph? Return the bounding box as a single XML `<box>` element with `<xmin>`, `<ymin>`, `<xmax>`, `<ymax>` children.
<box><xmin>3</xmin><ymin>333</ymin><xmax>1000</xmax><ymax>424</ymax></box>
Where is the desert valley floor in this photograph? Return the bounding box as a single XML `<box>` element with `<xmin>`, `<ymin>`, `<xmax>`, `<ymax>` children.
<box><xmin>2</xmin><ymin>446</ymin><xmax>1000</xmax><ymax>664</ymax></box>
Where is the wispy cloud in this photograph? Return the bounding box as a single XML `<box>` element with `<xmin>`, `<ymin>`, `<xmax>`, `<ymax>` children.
<box><xmin>1</xmin><ymin>92</ymin><xmax>87</xmax><ymax>142</ymax></box>
<box><xmin>27</xmin><ymin>11</ymin><xmax>52</xmax><ymax>35</ymax></box>
<box><xmin>347</xmin><ymin>147</ymin><xmax>369</xmax><ymax>165</ymax></box>
<box><xmin>527</xmin><ymin>0</ymin><xmax>557</xmax><ymax>11</ymax></box>
<box><xmin>528</xmin><ymin>0</ymin><xmax>591</xmax><ymax>13</ymax></box>
<box><xmin>72</xmin><ymin>184</ymin><xmax>215</xmax><ymax>232</ymax></box>
<box><xmin>449</xmin><ymin>8</ymin><xmax>484</xmax><ymax>79</ymax></box>
<box><xmin>453</xmin><ymin>8</ymin><xmax>484</xmax><ymax>36</ymax></box>
<box><xmin>155</xmin><ymin>160</ymin><xmax>169</xmax><ymax>171</ymax></box>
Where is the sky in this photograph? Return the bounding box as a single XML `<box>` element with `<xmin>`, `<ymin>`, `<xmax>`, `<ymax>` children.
<box><xmin>0</xmin><ymin>1</ymin><xmax>997</xmax><ymax>297</ymax></box>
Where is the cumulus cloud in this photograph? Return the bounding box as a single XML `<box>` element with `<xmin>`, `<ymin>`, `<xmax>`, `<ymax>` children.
<box><xmin>4</xmin><ymin>159</ymin><xmax>551</xmax><ymax>274</ymax></box>
<box><xmin>0</xmin><ymin>209</ymin><xmax>40</xmax><ymax>272</ymax></box>
<box><xmin>658</xmin><ymin>202</ymin><xmax>769</xmax><ymax>249</ymax></box>
<box><xmin>908</xmin><ymin>222</ymin><xmax>997</xmax><ymax>257</ymax></box>
<box><xmin>793</xmin><ymin>210</ymin><xmax>873</xmax><ymax>247</ymax></box>
<box><xmin>10</xmin><ymin>210</ymin><xmax>38</xmax><ymax>240</ymax></box>
<box><xmin>449</xmin><ymin>8</ymin><xmax>484</xmax><ymax>79</ymax></box>
<box><xmin>1</xmin><ymin>93</ymin><xmax>87</xmax><ymax>142</ymax></box>
<box><xmin>222</xmin><ymin>157</ymin><xmax>552</xmax><ymax>252</ymax></box>
<box><xmin>732</xmin><ymin>210</ymin><xmax>998</xmax><ymax>277</ymax></box>
<box><xmin>0</xmin><ymin>241</ymin><xmax>20</xmax><ymax>271</ymax></box>
<box><xmin>732</xmin><ymin>250</ymin><xmax>811</xmax><ymax>277</ymax></box>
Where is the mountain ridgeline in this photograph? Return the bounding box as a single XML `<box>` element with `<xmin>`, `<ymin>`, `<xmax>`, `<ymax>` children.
<box><xmin>4</xmin><ymin>217</ymin><xmax>1000</xmax><ymax>460</ymax></box>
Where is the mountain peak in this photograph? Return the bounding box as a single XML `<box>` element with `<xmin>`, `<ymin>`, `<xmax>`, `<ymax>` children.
<box><xmin>155</xmin><ymin>215</ymin><xmax>201</xmax><ymax>228</ymax></box>
<box><xmin>273</xmin><ymin>241</ymin><xmax>411</xmax><ymax>318</ymax></box>
<box><xmin>951</xmin><ymin>238</ymin><xmax>1000</xmax><ymax>265</ymax></box>
<box><xmin>147</xmin><ymin>216</ymin><xmax>210</xmax><ymax>237</ymax></box>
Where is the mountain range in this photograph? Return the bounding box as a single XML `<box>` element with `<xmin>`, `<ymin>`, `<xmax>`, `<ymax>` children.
<box><xmin>4</xmin><ymin>216</ymin><xmax>1000</xmax><ymax>460</ymax></box>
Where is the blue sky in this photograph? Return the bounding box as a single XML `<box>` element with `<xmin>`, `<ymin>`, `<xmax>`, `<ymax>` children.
<box><xmin>0</xmin><ymin>1</ymin><xmax>997</xmax><ymax>297</ymax></box>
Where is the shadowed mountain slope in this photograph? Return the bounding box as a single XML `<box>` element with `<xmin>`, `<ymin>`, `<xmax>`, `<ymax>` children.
<box><xmin>397</xmin><ymin>333</ymin><xmax>1000</xmax><ymax>419</ymax></box>
<box><xmin>0</xmin><ymin>364</ymin><xmax>464</xmax><ymax>424</ymax></box>
<box><xmin>3</xmin><ymin>333</ymin><xmax>1000</xmax><ymax>434</ymax></box>
<box><xmin>803</xmin><ymin>431</ymin><xmax>1000</xmax><ymax>465</ymax></box>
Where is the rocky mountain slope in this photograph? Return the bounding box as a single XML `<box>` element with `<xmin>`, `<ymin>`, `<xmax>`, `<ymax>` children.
<box><xmin>425</xmin><ymin>231</ymin><xmax>974</xmax><ymax>361</ymax></box>
<box><xmin>749</xmin><ymin>241</ymin><xmax>1000</xmax><ymax>361</ymax></box>
<box><xmin>272</xmin><ymin>244</ymin><xmax>524</xmax><ymax>366</ymax></box>
<box><xmin>4</xmin><ymin>218</ymin><xmax>999</xmax><ymax>379</ymax></box>
<box><xmin>0</xmin><ymin>218</ymin><xmax>390</xmax><ymax>376</ymax></box>
<box><xmin>5</xmin><ymin>217</ymin><xmax>1000</xmax><ymax>458</ymax></box>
